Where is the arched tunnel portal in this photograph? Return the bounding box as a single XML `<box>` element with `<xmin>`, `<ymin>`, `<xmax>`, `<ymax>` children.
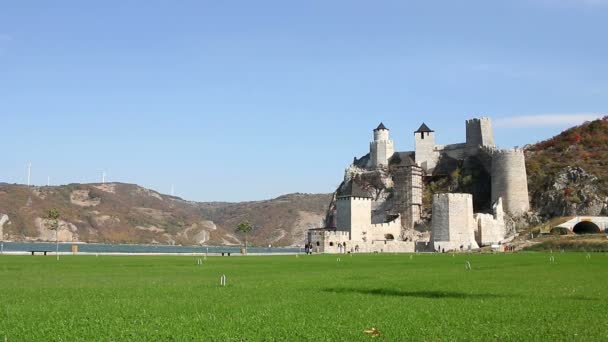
<box><xmin>572</xmin><ymin>221</ymin><xmax>601</xmax><ymax>235</ymax></box>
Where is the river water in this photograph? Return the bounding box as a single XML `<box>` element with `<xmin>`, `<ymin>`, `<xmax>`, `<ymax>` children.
<box><xmin>0</xmin><ymin>241</ymin><xmax>300</xmax><ymax>254</ymax></box>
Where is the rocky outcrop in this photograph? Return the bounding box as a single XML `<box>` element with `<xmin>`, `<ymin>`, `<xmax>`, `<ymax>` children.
<box><xmin>533</xmin><ymin>166</ymin><xmax>608</xmax><ymax>218</ymax></box>
<box><xmin>0</xmin><ymin>214</ymin><xmax>8</xmax><ymax>240</ymax></box>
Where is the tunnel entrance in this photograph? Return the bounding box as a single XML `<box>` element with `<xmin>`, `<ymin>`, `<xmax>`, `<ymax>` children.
<box><xmin>572</xmin><ymin>221</ymin><xmax>601</xmax><ymax>234</ymax></box>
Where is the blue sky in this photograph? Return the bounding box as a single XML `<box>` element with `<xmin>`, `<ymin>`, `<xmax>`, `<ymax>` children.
<box><xmin>1</xmin><ymin>0</ymin><xmax>606</xmax><ymax>201</ymax></box>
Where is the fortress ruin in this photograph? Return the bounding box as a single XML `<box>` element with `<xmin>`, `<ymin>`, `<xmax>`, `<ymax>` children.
<box><xmin>309</xmin><ymin>117</ymin><xmax>529</xmax><ymax>253</ymax></box>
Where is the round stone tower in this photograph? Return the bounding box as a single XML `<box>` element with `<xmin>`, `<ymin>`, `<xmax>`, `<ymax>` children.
<box><xmin>370</xmin><ymin>123</ymin><xmax>394</xmax><ymax>168</ymax></box>
<box><xmin>490</xmin><ymin>149</ymin><xmax>530</xmax><ymax>215</ymax></box>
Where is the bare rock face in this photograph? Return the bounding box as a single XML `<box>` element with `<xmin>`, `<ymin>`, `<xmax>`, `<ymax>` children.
<box><xmin>35</xmin><ymin>218</ymin><xmax>79</xmax><ymax>242</ymax></box>
<box><xmin>70</xmin><ymin>190</ymin><xmax>101</xmax><ymax>207</ymax></box>
<box><xmin>533</xmin><ymin>167</ymin><xmax>608</xmax><ymax>217</ymax></box>
<box><xmin>0</xmin><ymin>214</ymin><xmax>8</xmax><ymax>239</ymax></box>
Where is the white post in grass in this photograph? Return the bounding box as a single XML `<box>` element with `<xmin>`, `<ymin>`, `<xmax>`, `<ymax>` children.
<box><xmin>220</xmin><ymin>274</ymin><xmax>226</xmax><ymax>287</ymax></box>
<box><xmin>465</xmin><ymin>261</ymin><xmax>472</xmax><ymax>270</ymax></box>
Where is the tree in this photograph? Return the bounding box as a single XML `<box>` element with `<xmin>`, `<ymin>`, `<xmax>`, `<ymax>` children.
<box><xmin>47</xmin><ymin>208</ymin><xmax>60</xmax><ymax>260</ymax></box>
<box><xmin>236</xmin><ymin>221</ymin><xmax>253</xmax><ymax>254</ymax></box>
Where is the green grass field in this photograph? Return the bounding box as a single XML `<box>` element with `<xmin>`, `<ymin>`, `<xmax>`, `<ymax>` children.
<box><xmin>0</xmin><ymin>253</ymin><xmax>606</xmax><ymax>341</ymax></box>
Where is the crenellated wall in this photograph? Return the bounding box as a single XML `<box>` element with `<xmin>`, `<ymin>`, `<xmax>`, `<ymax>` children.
<box><xmin>466</xmin><ymin>117</ymin><xmax>495</xmax><ymax>148</ymax></box>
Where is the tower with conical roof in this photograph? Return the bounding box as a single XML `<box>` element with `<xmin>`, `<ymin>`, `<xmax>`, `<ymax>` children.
<box><xmin>414</xmin><ymin>122</ymin><xmax>438</xmax><ymax>174</ymax></box>
<box><xmin>369</xmin><ymin>123</ymin><xmax>394</xmax><ymax>168</ymax></box>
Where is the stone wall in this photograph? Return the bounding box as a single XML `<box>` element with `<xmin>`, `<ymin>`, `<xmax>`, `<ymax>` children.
<box><xmin>474</xmin><ymin>198</ymin><xmax>506</xmax><ymax>246</ymax></box>
<box><xmin>490</xmin><ymin>149</ymin><xmax>530</xmax><ymax>215</ymax></box>
<box><xmin>368</xmin><ymin>215</ymin><xmax>402</xmax><ymax>241</ymax></box>
<box><xmin>436</xmin><ymin>143</ymin><xmax>467</xmax><ymax>160</ymax></box>
<box><xmin>308</xmin><ymin>229</ymin><xmax>414</xmax><ymax>253</ymax></box>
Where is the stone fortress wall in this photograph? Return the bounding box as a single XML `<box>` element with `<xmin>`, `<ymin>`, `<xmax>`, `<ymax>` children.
<box><xmin>309</xmin><ymin>116</ymin><xmax>529</xmax><ymax>254</ymax></box>
<box><xmin>431</xmin><ymin>193</ymin><xmax>506</xmax><ymax>251</ymax></box>
<box><xmin>313</xmin><ymin>195</ymin><xmax>413</xmax><ymax>253</ymax></box>
<box><xmin>474</xmin><ymin>198</ymin><xmax>506</xmax><ymax>246</ymax></box>
<box><xmin>415</xmin><ymin>117</ymin><xmax>529</xmax><ymax>216</ymax></box>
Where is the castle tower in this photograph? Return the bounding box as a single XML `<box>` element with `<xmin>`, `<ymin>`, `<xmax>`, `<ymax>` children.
<box><xmin>466</xmin><ymin>117</ymin><xmax>495</xmax><ymax>148</ymax></box>
<box><xmin>389</xmin><ymin>152</ymin><xmax>423</xmax><ymax>230</ymax></box>
<box><xmin>431</xmin><ymin>193</ymin><xmax>479</xmax><ymax>251</ymax></box>
<box><xmin>336</xmin><ymin>181</ymin><xmax>372</xmax><ymax>241</ymax></box>
<box><xmin>490</xmin><ymin>149</ymin><xmax>530</xmax><ymax>215</ymax></box>
<box><xmin>414</xmin><ymin>123</ymin><xmax>438</xmax><ymax>174</ymax></box>
<box><xmin>369</xmin><ymin>123</ymin><xmax>395</xmax><ymax>168</ymax></box>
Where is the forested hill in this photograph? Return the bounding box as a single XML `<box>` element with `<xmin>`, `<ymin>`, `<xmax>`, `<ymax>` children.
<box><xmin>525</xmin><ymin>116</ymin><xmax>608</xmax><ymax>217</ymax></box>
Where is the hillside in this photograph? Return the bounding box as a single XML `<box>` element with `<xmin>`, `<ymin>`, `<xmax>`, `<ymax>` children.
<box><xmin>525</xmin><ymin>116</ymin><xmax>608</xmax><ymax>217</ymax></box>
<box><xmin>0</xmin><ymin>182</ymin><xmax>331</xmax><ymax>246</ymax></box>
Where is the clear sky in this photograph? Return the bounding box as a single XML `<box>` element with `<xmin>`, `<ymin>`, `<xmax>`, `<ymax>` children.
<box><xmin>1</xmin><ymin>0</ymin><xmax>606</xmax><ymax>202</ymax></box>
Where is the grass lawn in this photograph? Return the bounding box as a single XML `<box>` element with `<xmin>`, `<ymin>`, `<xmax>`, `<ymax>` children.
<box><xmin>0</xmin><ymin>253</ymin><xmax>606</xmax><ymax>341</ymax></box>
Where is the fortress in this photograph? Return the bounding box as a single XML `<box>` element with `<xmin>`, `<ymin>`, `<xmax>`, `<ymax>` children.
<box><xmin>309</xmin><ymin>117</ymin><xmax>530</xmax><ymax>253</ymax></box>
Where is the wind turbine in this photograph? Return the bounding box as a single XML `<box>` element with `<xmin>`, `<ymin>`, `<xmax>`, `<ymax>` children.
<box><xmin>27</xmin><ymin>162</ymin><xmax>32</xmax><ymax>187</ymax></box>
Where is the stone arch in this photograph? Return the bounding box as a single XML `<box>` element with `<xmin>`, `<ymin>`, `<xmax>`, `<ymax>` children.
<box><xmin>573</xmin><ymin>221</ymin><xmax>601</xmax><ymax>234</ymax></box>
<box><xmin>384</xmin><ymin>234</ymin><xmax>395</xmax><ymax>240</ymax></box>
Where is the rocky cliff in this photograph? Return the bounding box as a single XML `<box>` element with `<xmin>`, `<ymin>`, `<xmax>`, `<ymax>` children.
<box><xmin>525</xmin><ymin>117</ymin><xmax>608</xmax><ymax>218</ymax></box>
<box><xmin>0</xmin><ymin>182</ymin><xmax>331</xmax><ymax>246</ymax></box>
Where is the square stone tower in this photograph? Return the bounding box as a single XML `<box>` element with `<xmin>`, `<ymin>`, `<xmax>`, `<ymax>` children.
<box><xmin>431</xmin><ymin>193</ymin><xmax>479</xmax><ymax>251</ymax></box>
<box><xmin>389</xmin><ymin>152</ymin><xmax>423</xmax><ymax>230</ymax></box>
<box><xmin>465</xmin><ymin>117</ymin><xmax>495</xmax><ymax>148</ymax></box>
<box><xmin>414</xmin><ymin>123</ymin><xmax>438</xmax><ymax>174</ymax></box>
<box><xmin>336</xmin><ymin>181</ymin><xmax>372</xmax><ymax>241</ymax></box>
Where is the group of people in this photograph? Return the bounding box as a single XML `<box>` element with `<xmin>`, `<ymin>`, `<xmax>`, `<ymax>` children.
<box><xmin>304</xmin><ymin>243</ymin><xmax>315</xmax><ymax>255</ymax></box>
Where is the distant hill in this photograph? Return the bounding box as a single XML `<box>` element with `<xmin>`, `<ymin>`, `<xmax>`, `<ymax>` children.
<box><xmin>525</xmin><ymin>116</ymin><xmax>608</xmax><ymax>218</ymax></box>
<box><xmin>0</xmin><ymin>182</ymin><xmax>331</xmax><ymax>246</ymax></box>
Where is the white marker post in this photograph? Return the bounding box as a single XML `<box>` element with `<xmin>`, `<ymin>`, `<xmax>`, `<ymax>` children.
<box><xmin>220</xmin><ymin>274</ymin><xmax>227</xmax><ymax>287</ymax></box>
<box><xmin>465</xmin><ymin>261</ymin><xmax>472</xmax><ymax>270</ymax></box>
